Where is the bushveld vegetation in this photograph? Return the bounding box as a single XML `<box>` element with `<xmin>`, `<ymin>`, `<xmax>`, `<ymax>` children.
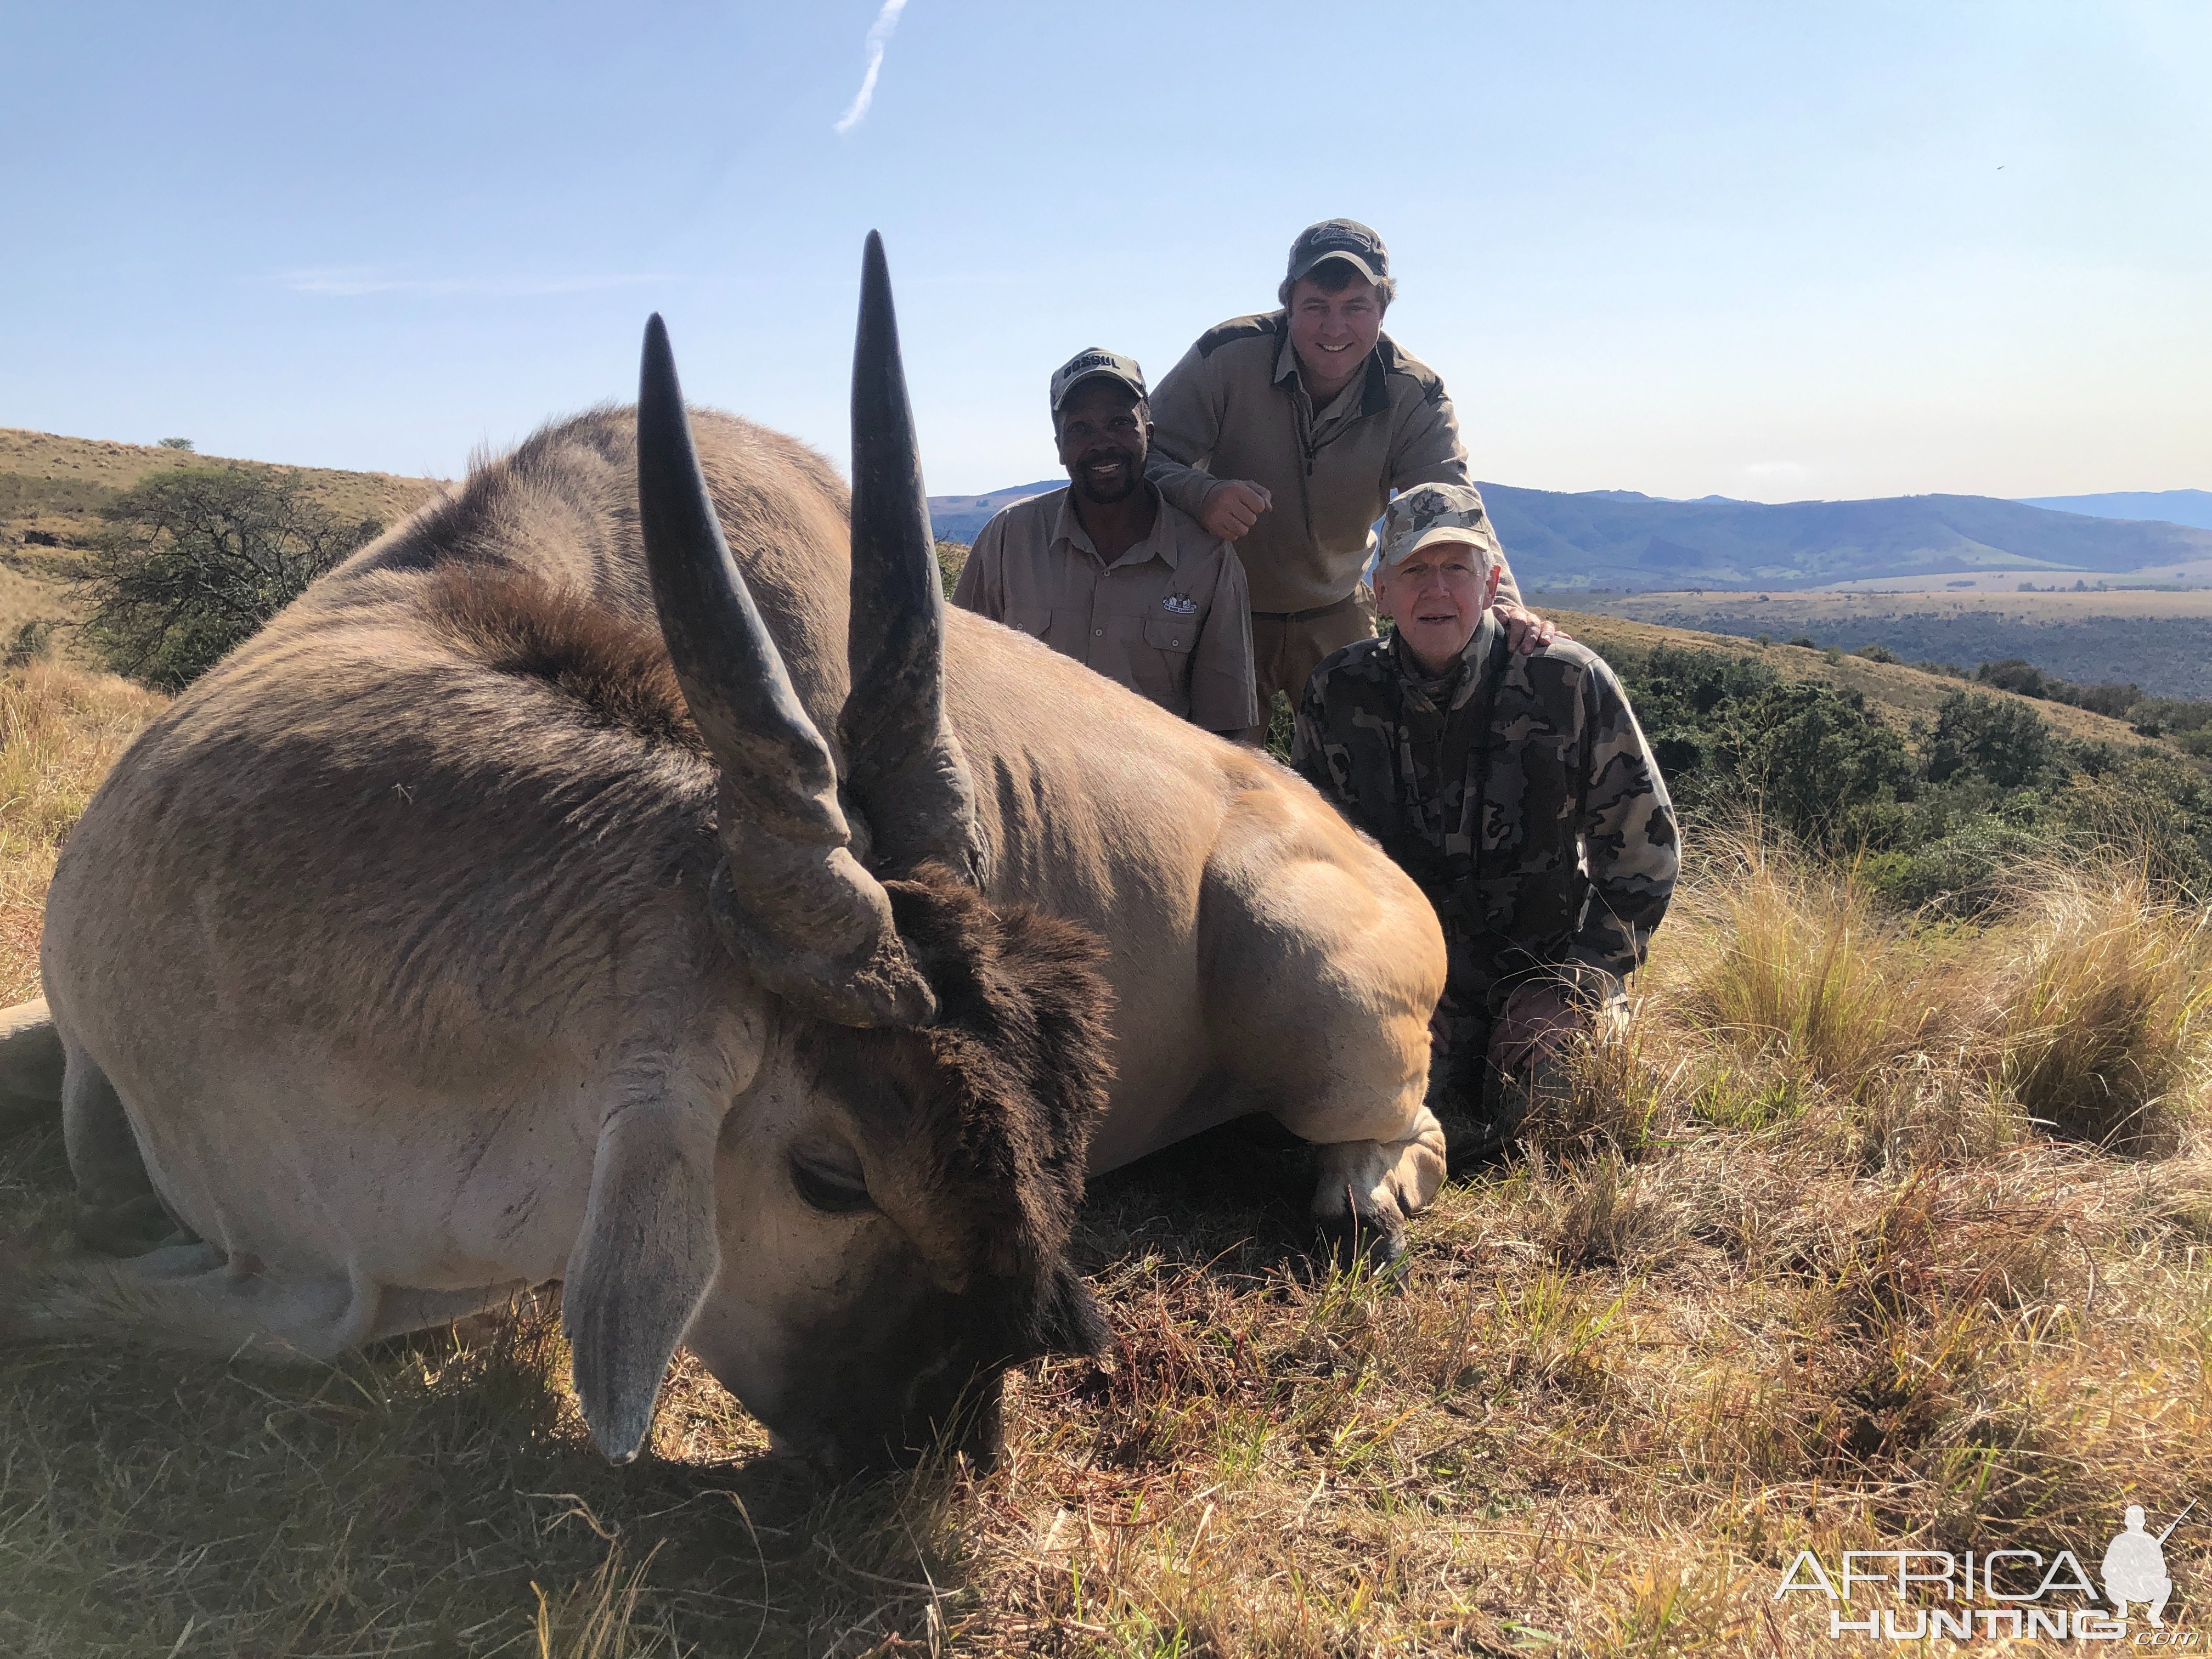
<box><xmin>1965</xmin><ymin>657</ymin><xmax>2212</xmax><ymax>759</ymax></box>
<box><xmin>1623</xmin><ymin>642</ymin><xmax>2212</xmax><ymax>913</ymax></box>
<box><xmin>2</xmin><ymin>629</ymin><xmax>2209</xmax><ymax>1652</ymax></box>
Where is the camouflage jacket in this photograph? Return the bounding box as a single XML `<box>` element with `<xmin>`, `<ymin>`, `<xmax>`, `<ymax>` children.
<box><xmin>1291</xmin><ymin>616</ymin><xmax>1679</xmax><ymax>1007</ymax></box>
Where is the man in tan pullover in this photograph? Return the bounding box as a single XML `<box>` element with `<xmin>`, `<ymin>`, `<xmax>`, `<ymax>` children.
<box><xmin>1146</xmin><ymin>218</ymin><xmax>1556</xmax><ymax>732</ymax></box>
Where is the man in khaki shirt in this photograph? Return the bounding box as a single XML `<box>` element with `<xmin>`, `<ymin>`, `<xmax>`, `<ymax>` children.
<box><xmin>954</xmin><ymin>348</ymin><xmax>1257</xmax><ymax>736</ymax></box>
<box><xmin>1146</xmin><ymin>218</ymin><xmax>1557</xmax><ymax>732</ymax></box>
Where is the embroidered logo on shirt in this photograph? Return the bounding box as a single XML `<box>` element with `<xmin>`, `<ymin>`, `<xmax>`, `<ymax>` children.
<box><xmin>1161</xmin><ymin>593</ymin><xmax>1198</xmax><ymax>616</ymax></box>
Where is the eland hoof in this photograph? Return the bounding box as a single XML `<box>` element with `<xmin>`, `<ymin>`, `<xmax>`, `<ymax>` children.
<box><xmin>72</xmin><ymin>1194</ymin><xmax>180</xmax><ymax>1256</ymax></box>
<box><xmin>1316</xmin><ymin>1207</ymin><xmax>1408</xmax><ymax>1278</ymax></box>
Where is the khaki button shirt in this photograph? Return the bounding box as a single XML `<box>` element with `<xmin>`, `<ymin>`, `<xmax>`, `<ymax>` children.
<box><xmin>952</xmin><ymin>483</ymin><xmax>1258</xmax><ymax>733</ymax></box>
<box><xmin>1143</xmin><ymin>312</ymin><xmax>1526</xmax><ymax>616</ymax></box>
<box><xmin>1274</xmin><ymin>331</ymin><xmax>1365</xmax><ymax>448</ymax></box>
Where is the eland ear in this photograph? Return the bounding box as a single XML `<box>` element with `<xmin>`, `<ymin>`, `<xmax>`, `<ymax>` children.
<box><xmin>561</xmin><ymin>1092</ymin><xmax>724</xmax><ymax>1464</ymax></box>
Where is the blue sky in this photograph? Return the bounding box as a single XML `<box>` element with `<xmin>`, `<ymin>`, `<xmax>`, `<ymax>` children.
<box><xmin>3</xmin><ymin>2</ymin><xmax>2205</xmax><ymax>502</ymax></box>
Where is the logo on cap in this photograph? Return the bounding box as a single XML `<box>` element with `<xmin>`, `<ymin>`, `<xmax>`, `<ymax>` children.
<box><xmin>1287</xmin><ymin>218</ymin><xmax>1389</xmax><ymax>286</ymax></box>
<box><xmin>1049</xmin><ymin>347</ymin><xmax>1148</xmax><ymax>410</ymax></box>
<box><xmin>1375</xmin><ymin>483</ymin><xmax>1498</xmax><ymax>573</ymax></box>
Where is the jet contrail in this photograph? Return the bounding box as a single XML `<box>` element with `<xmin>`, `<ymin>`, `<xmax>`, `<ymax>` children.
<box><xmin>832</xmin><ymin>0</ymin><xmax>910</xmax><ymax>135</ymax></box>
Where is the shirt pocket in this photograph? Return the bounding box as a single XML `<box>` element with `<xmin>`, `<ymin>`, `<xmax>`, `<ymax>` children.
<box><xmin>1143</xmin><ymin>613</ymin><xmax>1197</xmax><ymax>654</ymax></box>
<box><xmin>1004</xmin><ymin>606</ymin><xmax>1052</xmax><ymax>640</ymax></box>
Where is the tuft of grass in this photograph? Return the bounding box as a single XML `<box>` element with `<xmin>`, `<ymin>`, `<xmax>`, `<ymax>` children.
<box><xmin>1985</xmin><ymin>862</ymin><xmax>2212</xmax><ymax>1152</ymax></box>
<box><xmin>1658</xmin><ymin>831</ymin><xmax>1937</xmax><ymax>1094</ymax></box>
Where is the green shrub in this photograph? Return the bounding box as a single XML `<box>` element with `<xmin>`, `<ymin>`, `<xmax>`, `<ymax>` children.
<box><xmin>934</xmin><ymin>538</ymin><xmax>969</xmax><ymax>598</ymax></box>
<box><xmin>1629</xmin><ymin>648</ymin><xmax>1914</xmax><ymax>851</ymax></box>
<box><xmin>79</xmin><ymin>467</ymin><xmax>382</xmax><ymax>689</ymax></box>
<box><xmin>1925</xmin><ymin>692</ymin><xmax>2061</xmax><ymax>791</ymax></box>
<box><xmin>1974</xmin><ymin>658</ymin><xmax>2046</xmax><ymax>698</ymax></box>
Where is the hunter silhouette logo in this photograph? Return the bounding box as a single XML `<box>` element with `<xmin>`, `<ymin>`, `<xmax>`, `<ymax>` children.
<box><xmin>2106</xmin><ymin>1502</ymin><xmax>2193</xmax><ymax>1628</ymax></box>
<box><xmin>1775</xmin><ymin>1502</ymin><xmax>2197</xmax><ymax>1643</ymax></box>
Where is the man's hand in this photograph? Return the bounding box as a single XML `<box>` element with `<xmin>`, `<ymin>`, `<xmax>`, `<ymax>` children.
<box><xmin>1495</xmin><ymin>601</ymin><xmax>1561</xmax><ymax>656</ymax></box>
<box><xmin>1487</xmin><ymin>981</ymin><xmax>1587</xmax><ymax>1076</ymax></box>
<box><xmin>1198</xmin><ymin>479</ymin><xmax>1272</xmax><ymax>541</ymax></box>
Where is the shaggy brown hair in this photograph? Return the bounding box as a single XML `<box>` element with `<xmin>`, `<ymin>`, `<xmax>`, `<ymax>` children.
<box><xmin>419</xmin><ymin>566</ymin><xmax>703</xmax><ymax>752</ymax></box>
<box><xmin>1278</xmin><ymin>256</ymin><xmax>1398</xmax><ymax>311</ymax></box>
<box><xmin>862</xmin><ymin>868</ymin><xmax>1118</xmax><ymax>1352</ymax></box>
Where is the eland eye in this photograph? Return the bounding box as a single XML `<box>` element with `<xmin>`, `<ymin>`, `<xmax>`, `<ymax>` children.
<box><xmin>790</xmin><ymin>1153</ymin><xmax>874</xmax><ymax>1216</ymax></box>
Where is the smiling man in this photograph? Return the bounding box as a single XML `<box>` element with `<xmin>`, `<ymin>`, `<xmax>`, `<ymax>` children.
<box><xmin>1291</xmin><ymin>484</ymin><xmax>1678</xmax><ymax>1165</ymax></box>
<box><xmin>952</xmin><ymin>348</ymin><xmax>1257</xmax><ymax>736</ymax></box>
<box><xmin>1146</xmin><ymin>219</ymin><xmax>1558</xmax><ymax>739</ymax></box>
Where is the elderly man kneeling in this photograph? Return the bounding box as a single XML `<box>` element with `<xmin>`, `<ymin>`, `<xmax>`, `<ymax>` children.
<box><xmin>1291</xmin><ymin>484</ymin><xmax>1680</xmax><ymax>1164</ymax></box>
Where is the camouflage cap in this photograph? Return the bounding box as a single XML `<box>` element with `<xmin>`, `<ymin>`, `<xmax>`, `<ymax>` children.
<box><xmin>1376</xmin><ymin>483</ymin><xmax>1501</xmax><ymax>573</ymax></box>
<box><xmin>1049</xmin><ymin>347</ymin><xmax>1148</xmax><ymax>411</ymax></box>
<box><xmin>1286</xmin><ymin>218</ymin><xmax>1389</xmax><ymax>287</ymax></box>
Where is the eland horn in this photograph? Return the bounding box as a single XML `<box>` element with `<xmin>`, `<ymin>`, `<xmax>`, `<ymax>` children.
<box><xmin>637</xmin><ymin>313</ymin><xmax>934</xmax><ymax>1028</ymax></box>
<box><xmin>842</xmin><ymin>232</ymin><xmax>987</xmax><ymax>885</ymax></box>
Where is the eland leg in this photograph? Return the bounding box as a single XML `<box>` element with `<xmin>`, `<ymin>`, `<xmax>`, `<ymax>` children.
<box><xmin>8</xmin><ymin>1248</ymin><xmax>388</xmax><ymax>1362</ymax></box>
<box><xmin>60</xmin><ymin>1042</ymin><xmax>183</xmax><ymax>1252</ymax></box>
<box><xmin>1202</xmin><ymin>835</ymin><xmax>1449</xmax><ymax>1266</ymax></box>
<box><xmin>0</xmin><ymin>1000</ymin><xmax>65</xmax><ymax>1114</ymax></box>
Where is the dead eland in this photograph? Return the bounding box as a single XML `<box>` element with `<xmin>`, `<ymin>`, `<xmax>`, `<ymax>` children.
<box><xmin>0</xmin><ymin>237</ymin><xmax>1448</xmax><ymax>1477</ymax></box>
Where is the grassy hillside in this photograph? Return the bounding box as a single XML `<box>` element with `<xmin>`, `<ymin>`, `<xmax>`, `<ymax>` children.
<box><xmin>0</xmin><ymin>428</ymin><xmax>444</xmax><ymax>669</ymax></box>
<box><xmin>0</xmin><ymin>428</ymin><xmax>441</xmax><ymax>553</ymax></box>
<box><xmin>2</xmin><ymin>607</ymin><xmax>2207</xmax><ymax>1653</ymax></box>
<box><xmin>1550</xmin><ymin>589</ymin><xmax>2212</xmax><ymax>702</ymax></box>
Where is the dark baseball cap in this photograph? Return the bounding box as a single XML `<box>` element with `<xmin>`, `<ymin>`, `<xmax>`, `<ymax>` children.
<box><xmin>1285</xmin><ymin>218</ymin><xmax>1389</xmax><ymax>287</ymax></box>
<box><xmin>1048</xmin><ymin>347</ymin><xmax>1148</xmax><ymax>411</ymax></box>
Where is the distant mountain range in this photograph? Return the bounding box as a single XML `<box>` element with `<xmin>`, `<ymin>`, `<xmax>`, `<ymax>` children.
<box><xmin>2013</xmin><ymin>489</ymin><xmax>2212</xmax><ymax>531</ymax></box>
<box><xmin>928</xmin><ymin>476</ymin><xmax>2212</xmax><ymax>591</ymax></box>
<box><xmin>1471</xmin><ymin>486</ymin><xmax>2212</xmax><ymax>591</ymax></box>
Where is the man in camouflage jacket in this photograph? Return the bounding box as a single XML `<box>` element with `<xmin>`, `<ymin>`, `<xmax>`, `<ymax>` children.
<box><xmin>1291</xmin><ymin>484</ymin><xmax>1679</xmax><ymax>1161</ymax></box>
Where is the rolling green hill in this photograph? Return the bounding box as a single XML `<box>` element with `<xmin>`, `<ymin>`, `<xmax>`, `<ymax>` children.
<box><xmin>2017</xmin><ymin>488</ymin><xmax>2212</xmax><ymax>529</ymax></box>
<box><xmin>1</xmin><ymin>428</ymin><xmax>442</xmax><ymax>555</ymax></box>
<box><xmin>0</xmin><ymin>428</ymin><xmax>441</xmax><ymax>551</ymax></box>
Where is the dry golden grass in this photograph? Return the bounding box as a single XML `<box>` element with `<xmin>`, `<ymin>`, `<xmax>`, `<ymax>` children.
<box><xmin>0</xmin><ymin>661</ymin><xmax>166</xmax><ymax>1005</ymax></box>
<box><xmin>1</xmin><ymin>672</ymin><xmax>2209</xmax><ymax>1655</ymax></box>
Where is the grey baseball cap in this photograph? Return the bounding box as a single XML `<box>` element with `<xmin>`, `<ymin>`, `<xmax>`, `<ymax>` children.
<box><xmin>1286</xmin><ymin>218</ymin><xmax>1390</xmax><ymax>287</ymax></box>
<box><xmin>1048</xmin><ymin>347</ymin><xmax>1147</xmax><ymax>411</ymax></box>
<box><xmin>1376</xmin><ymin>483</ymin><xmax>1501</xmax><ymax>573</ymax></box>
